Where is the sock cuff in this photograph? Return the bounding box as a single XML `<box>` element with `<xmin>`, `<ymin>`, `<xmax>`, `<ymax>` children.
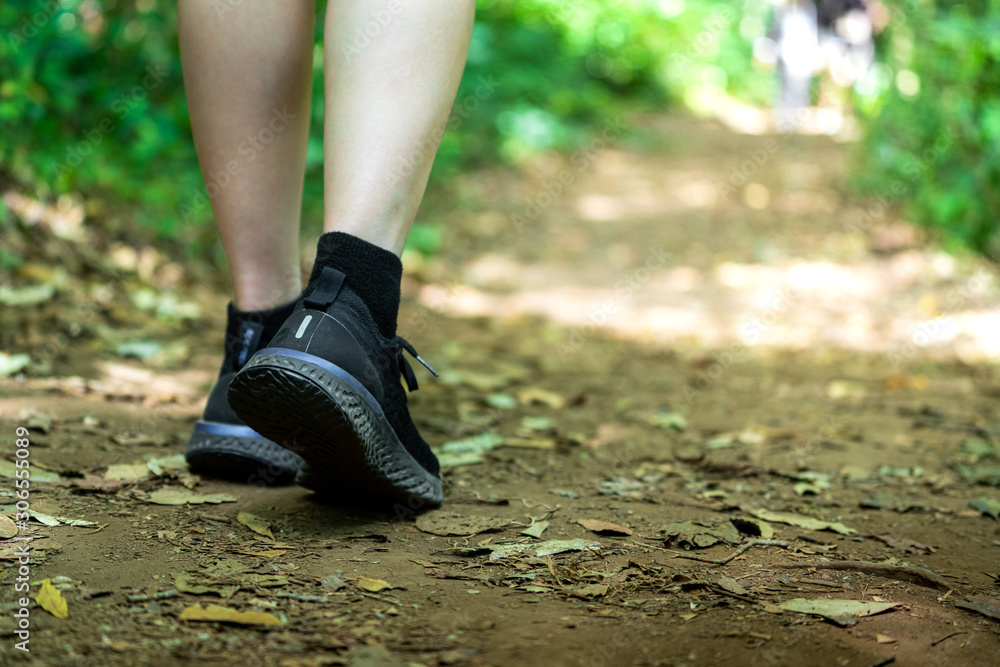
<box><xmin>308</xmin><ymin>232</ymin><xmax>402</xmax><ymax>338</ymax></box>
<box><xmin>223</xmin><ymin>298</ymin><xmax>298</xmax><ymax>373</ymax></box>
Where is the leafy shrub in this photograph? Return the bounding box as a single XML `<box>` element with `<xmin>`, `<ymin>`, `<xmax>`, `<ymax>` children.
<box><xmin>852</xmin><ymin>0</ymin><xmax>1000</xmax><ymax>256</ymax></box>
<box><xmin>1</xmin><ymin>0</ymin><xmax>766</xmax><ymax>254</ymax></box>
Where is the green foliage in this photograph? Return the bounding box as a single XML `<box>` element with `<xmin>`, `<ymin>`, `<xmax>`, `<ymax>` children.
<box><xmin>440</xmin><ymin>0</ymin><xmax>769</xmax><ymax>170</ymax></box>
<box><xmin>854</xmin><ymin>0</ymin><xmax>1000</xmax><ymax>256</ymax></box>
<box><xmin>0</xmin><ymin>0</ymin><xmax>767</xmax><ymax>253</ymax></box>
<box><xmin>0</xmin><ymin>0</ymin><xmax>197</xmax><ymax>239</ymax></box>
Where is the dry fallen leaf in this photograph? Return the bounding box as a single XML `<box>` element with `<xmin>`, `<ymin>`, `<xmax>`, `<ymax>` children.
<box><xmin>36</xmin><ymin>578</ymin><xmax>69</xmax><ymax>619</ymax></box>
<box><xmin>876</xmin><ymin>634</ymin><xmax>896</xmax><ymax>644</ymax></box>
<box><xmin>577</xmin><ymin>518</ymin><xmax>633</xmax><ymax>536</ymax></box>
<box><xmin>0</xmin><ymin>460</ymin><xmax>61</xmax><ymax>482</ymax></box>
<box><xmin>146</xmin><ymin>488</ymin><xmax>236</xmax><ymax>506</ymax></box>
<box><xmin>748</xmin><ymin>508</ymin><xmax>856</xmax><ymax>535</ymax></box>
<box><xmin>54</xmin><ymin>475</ymin><xmax>130</xmax><ymax>491</ymax></box>
<box><xmin>178</xmin><ymin>604</ymin><xmax>282</xmax><ymax>626</ymax></box>
<box><xmin>566</xmin><ymin>583</ymin><xmax>609</xmax><ymax>598</ymax></box>
<box><xmin>322</xmin><ymin>573</ymin><xmax>347</xmax><ymax>591</ymax></box>
<box><xmin>172</xmin><ymin>573</ymin><xmax>239</xmax><ymax>599</ymax></box>
<box><xmin>503</xmin><ymin>437</ymin><xmax>557</xmax><ymax>449</ymax></box>
<box><xmin>731</xmin><ymin>517</ymin><xmax>775</xmax><ymax>539</ymax></box>
<box><xmin>236</xmin><ymin>550</ymin><xmax>286</xmax><ymax>558</ymax></box>
<box><xmin>521</xmin><ymin>520</ymin><xmax>550</xmax><ymax>538</ymax></box>
<box><xmin>664</xmin><ymin>520</ymin><xmax>742</xmax><ymax>548</ymax></box>
<box><xmin>517</xmin><ymin>387</ymin><xmax>566</xmax><ymax>409</ymax></box>
<box><xmin>237</xmin><ymin>512</ymin><xmax>275</xmax><ymax>541</ymax></box>
<box><xmin>109</xmin><ymin>640</ymin><xmax>134</xmax><ymax>652</ymax></box>
<box><xmin>354</xmin><ymin>577</ymin><xmax>392</xmax><ymax>593</ymax></box>
<box><xmin>716</xmin><ymin>575</ymin><xmax>748</xmax><ymax>596</ymax></box>
<box><xmin>415</xmin><ymin>512</ymin><xmax>509</xmax><ymax>536</ymax></box>
<box><xmin>778</xmin><ymin>598</ymin><xmax>899</xmax><ymax>626</ymax></box>
<box><xmin>955</xmin><ymin>595</ymin><xmax>1000</xmax><ymax>622</ymax></box>
<box><xmin>583</xmin><ymin>424</ymin><xmax>633</xmax><ymax>449</ymax></box>
<box><xmin>103</xmin><ymin>463</ymin><xmax>152</xmax><ymax>481</ymax></box>
<box><xmin>488</xmin><ymin>538</ymin><xmax>599</xmax><ymax>561</ymax></box>
<box><xmin>0</xmin><ymin>514</ymin><xmax>18</xmax><ymax>539</ymax></box>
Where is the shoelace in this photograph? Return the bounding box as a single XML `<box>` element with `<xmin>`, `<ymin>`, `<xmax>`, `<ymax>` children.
<box><xmin>393</xmin><ymin>336</ymin><xmax>438</xmax><ymax>392</ymax></box>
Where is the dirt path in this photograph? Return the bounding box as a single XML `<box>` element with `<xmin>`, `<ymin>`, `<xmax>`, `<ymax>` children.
<box><xmin>1</xmin><ymin>115</ymin><xmax>999</xmax><ymax>666</ymax></box>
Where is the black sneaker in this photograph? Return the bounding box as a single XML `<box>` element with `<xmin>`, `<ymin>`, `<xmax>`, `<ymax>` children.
<box><xmin>186</xmin><ymin>301</ymin><xmax>303</xmax><ymax>485</ymax></box>
<box><xmin>227</xmin><ymin>265</ymin><xmax>442</xmax><ymax>506</ymax></box>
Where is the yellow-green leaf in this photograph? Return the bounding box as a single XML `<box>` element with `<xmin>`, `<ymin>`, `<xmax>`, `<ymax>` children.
<box><xmin>354</xmin><ymin>577</ymin><xmax>392</xmax><ymax>592</ymax></box>
<box><xmin>0</xmin><ymin>514</ymin><xmax>18</xmax><ymax>539</ymax></box>
<box><xmin>237</xmin><ymin>512</ymin><xmax>275</xmax><ymax>541</ymax></box>
<box><xmin>178</xmin><ymin>604</ymin><xmax>282</xmax><ymax>626</ymax></box>
<box><xmin>36</xmin><ymin>579</ymin><xmax>68</xmax><ymax>619</ymax></box>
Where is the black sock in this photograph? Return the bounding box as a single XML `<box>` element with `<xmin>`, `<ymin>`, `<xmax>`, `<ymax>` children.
<box><xmin>308</xmin><ymin>231</ymin><xmax>402</xmax><ymax>338</ymax></box>
<box><xmin>222</xmin><ymin>298</ymin><xmax>298</xmax><ymax>374</ymax></box>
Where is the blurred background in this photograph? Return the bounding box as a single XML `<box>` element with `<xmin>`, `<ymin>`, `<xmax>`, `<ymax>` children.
<box><xmin>1</xmin><ymin>0</ymin><xmax>999</xmax><ymax>375</ymax></box>
<box><xmin>6</xmin><ymin>5</ymin><xmax>1000</xmax><ymax>658</ymax></box>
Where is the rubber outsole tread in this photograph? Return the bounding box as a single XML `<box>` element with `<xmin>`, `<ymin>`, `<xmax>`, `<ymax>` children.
<box><xmin>228</xmin><ymin>353</ymin><xmax>442</xmax><ymax>507</ymax></box>
<box><xmin>185</xmin><ymin>431</ymin><xmax>301</xmax><ymax>485</ymax></box>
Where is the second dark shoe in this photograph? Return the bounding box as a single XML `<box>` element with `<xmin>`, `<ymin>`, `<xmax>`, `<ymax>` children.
<box><xmin>228</xmin><ymin>265</ymin><xmax>442</xmax><ymax>506</ymax></box>
<box><xmin>186</xmin><ymin>301</ymin><xmax>303</xmax><ymax>485</ymax></box>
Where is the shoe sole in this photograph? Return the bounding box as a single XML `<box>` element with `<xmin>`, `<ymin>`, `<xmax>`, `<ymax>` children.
<box><xmin>185</xmin><ymin>421</ymin><xmax>301</xmax><ymax>485</ymax></box>
<box><xmin>227</xmin><ymin>348</ymin><xmax>443</xmax><ymax>507</ymax></box>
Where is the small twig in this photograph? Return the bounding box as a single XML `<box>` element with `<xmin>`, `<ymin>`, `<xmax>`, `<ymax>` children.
<box><xmin>81</xmin><ymin>524</ymin><xmax>108</xmax><ymax>536</ymax></box>
<box><xmin>519</xmin><ymin>498</ymin><xmax>560</xmax><ymax>512</ymax></box>
<box><xmin>775</xmin><ymin>560</ymin><xmax>954</xmax><ymax>591</ymax></box>
<box><xmin>356</xmin><ymin>591</ymin><xmax>405</xmax><ymax>606</ymax></box>
<box><xmin>588</xmin><ymin>545</ymin><xmax>607</xmax><ymax>560</ymax></box>
<box><xmin>930</xmin><ymin>631</ymin><xmax>967</xmax><ymax>647</ymax></box>
<box><xmin>672</xmin><ymin>539</ymin><xmax>789</xmax><ymax>565</ymax></box>
<box><xmin>867</xmin><ymin>657</ymin><xmax>895</xmax><ymax>667</ymax></box>
<box><xmin>126</xmin><ymin>589</ymin><xmax>176</xmax><ymax>602</ymax></box>
<box><xmin>276</xmin><ymin>593</ymin><xmax>328</xmax><ymax>603</ymax></box>
<box><xmin>629</xmin><ymin>538</ymin><xmax>672</xmax><ymax>552</ymax></box>
<box><xmin>708</xmin><ymin>584</ymin><xmax>758</xmax><ymax>605</ymax></box>
<box><xmin>546</xmin><ymin>555</ymin><xmax>564</xmax><ymax>588</ymax></box>
<box><xmin>796</xmin><ymin>577</ymin><xmax>845</xmax><ymax>588</ymax></box>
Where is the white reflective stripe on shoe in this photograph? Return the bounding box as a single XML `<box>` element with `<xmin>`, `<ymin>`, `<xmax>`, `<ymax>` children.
<box><xmin>295</xmin><ymin>315</ymin><xmax>313</xmax><ymax>339</ymax></box>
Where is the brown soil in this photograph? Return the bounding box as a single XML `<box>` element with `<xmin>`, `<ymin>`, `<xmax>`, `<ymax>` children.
<box><xmin>1</xmin><ymin>114</ymin><xmax>999</xmax><ymax>666</ymax></box>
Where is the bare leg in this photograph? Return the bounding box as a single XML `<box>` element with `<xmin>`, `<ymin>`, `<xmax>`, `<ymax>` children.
<box><xmin>323</xmin><ymin>1</ymin><xmax>475</xmax><ymax>255</ymax></box>
<box><xmin>178</xmin><ymin>1</ymin><xmax>314</xmax><ymax>311</ymax></box>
